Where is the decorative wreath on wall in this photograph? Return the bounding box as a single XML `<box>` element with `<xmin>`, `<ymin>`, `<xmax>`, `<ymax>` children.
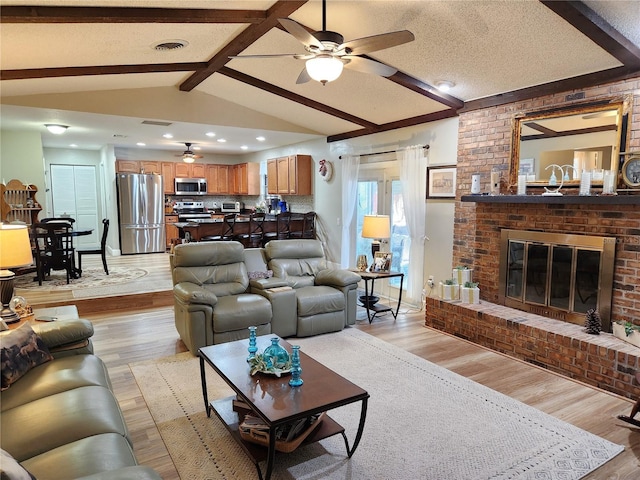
<box><xmin>318</xmin><ymin>159</ymin><xmax>333</xmax><ymax>182</ymax></box>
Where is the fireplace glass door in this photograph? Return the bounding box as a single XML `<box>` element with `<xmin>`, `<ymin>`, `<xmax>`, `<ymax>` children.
<box><xmin>500</xmin><ymin>230</ymin><xmax>613</xmax><ymax>330</ymax></box>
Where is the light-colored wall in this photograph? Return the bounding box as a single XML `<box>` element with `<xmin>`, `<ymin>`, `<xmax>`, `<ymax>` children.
<box><xmin>2</xmin><ymin>118</ymin><xmax>460</xmax><ymax>289</ymax></box>
<box><xmin>0</xmin><ymin>130</ymin><xmax>45</xmax><ymax>197</ymax></box>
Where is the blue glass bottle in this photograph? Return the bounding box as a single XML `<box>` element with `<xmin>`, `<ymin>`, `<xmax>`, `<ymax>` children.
<box><xmin>247</xmin><ymin>326</ymin><xmax>257</xmax><ymax>362</ymax></box>
<box><xmin>289</xmin><ymin>345</ymin><xmax>303</xmax><ymax>387</ymax></box>
<box><xmin>263</xmin><ymin>337</ymin><xmax>289</xmax><ymax>369</ymax></box>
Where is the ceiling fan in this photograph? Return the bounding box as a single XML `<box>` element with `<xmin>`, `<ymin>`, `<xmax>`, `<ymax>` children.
<box><xmin>176</xmin><ymin>143</ymin><xmax>202</xmax><ymax>163</ymax></box>
<box><xmin>231</xmin><ymin>0</ymin><xmax>414</xmax><ymax>85</ymax></box>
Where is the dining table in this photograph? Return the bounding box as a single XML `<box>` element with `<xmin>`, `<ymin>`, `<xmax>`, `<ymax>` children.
<box><xmin>31</xmin><ymin>220</ymin><xmax>94</xmax><ymax>280</ymax></box>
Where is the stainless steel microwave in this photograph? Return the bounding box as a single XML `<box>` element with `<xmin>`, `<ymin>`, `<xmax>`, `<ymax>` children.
<box><xmin>175</xmin><ymin>178</ymin><xmax>207</xmax><ymax>195</ymax></box>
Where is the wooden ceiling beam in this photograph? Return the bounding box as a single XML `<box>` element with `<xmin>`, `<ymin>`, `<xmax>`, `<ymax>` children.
<box><xmin>179</xmin><ymin>1</ymin><xmax>307</xmax><ymax>92</ymax></box>
<box><xmin>218</xmin><ymin>67</ymin><xmax>377</xmax><ymax>130</ymax></box>
<box><xmin>327</xmin><ymin>109</ymin><xmax>458</xmax><ymax>143</ymax></box>
<box><xmin>461</xmin><ymin>65</ymin><xmax>639</xmax><ymax>112</ymax></box>
<box><xmin>540</xmin><ymin>1</ymin><xmax>640</xmax><ymax>68</ymax></box>
<box><xmin>387</xmin><ymin>70</ymin><xmax>464</xmax><ymax>110</ymax></box>
<box><xmin>1</xmin><ymin>63</ymin><xmax>206</xmax><ymax>81</ymax></box>
<box><xmin>0</xmin><ymin>6</ymin><xmax>266</xmax><ymax>24</ymax></box>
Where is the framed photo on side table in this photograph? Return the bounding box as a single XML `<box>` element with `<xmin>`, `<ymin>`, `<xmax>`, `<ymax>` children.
<box><xmin>372</xmin><ymin>252</ymin><xmax>392</xmax><ymax>273</ymax></box>
<box><xmin>427</xmin><ymin>166</ymin><xmax>456</xmax><ymax>198</ymax></box>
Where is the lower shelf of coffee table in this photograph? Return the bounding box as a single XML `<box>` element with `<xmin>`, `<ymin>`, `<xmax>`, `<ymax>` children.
<box><xmin>211</xmin><ymin>396</ymin><xmax>344</xmax><ymax>463</ymax></box>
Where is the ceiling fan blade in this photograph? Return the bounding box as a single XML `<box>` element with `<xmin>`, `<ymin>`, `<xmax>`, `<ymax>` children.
<box><xmin>278</xmin><ymin>18</ymin><xmax>323</xmax><ymax>50</ymax></box>
<box><xmin>340</xmin><ymin>30</ymin><xmax>414</xmax><ymax>55</ymax></box>
<box><xmin>296</xmin><ymin>67</ymin><xmax>312</xmax><ymax>84</ymax></box>
<box><xmin>343</xmin><ymin>56</ymin><xmax>398</xmax><ymax>77</ymax></box>
<box><xmin>230</xmin><ymin>54</ymin><xmax>299</xmax><ymax>59</ymax></box>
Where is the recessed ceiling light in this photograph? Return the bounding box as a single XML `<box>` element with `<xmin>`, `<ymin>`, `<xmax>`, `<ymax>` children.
<box><xmin>45</xmin><ymin>124</ymin><xmax>68</xmax><ymax>134</ymax></box>
<box><xmin>136</xmin><ymin>142</ymin><xmax>146</xmax><ymax>146</ymax></box>
<box><xmin>205</xmin><ymin>132</ymin><xmax>216</xmax><ymax>137</ymax></box>
<box><xmin>241</xmin><ymin>145</ymin><xmax>248</xmax><ymax>150</ymax></box>
<box><xmin>163</xmin><ymin>133</ymin><xmax>173</xmax><ymax>139</ymax></box>
<box><xmin>435</xmin><ymin>80</ymin><xmax>455</xmax><ymax>92</ymax></box>
<box><xmin>256</xmin><ymin>136</ymin><xmax>266</xmax><ymax>142</ymax></box>
<box><xmin>69</xmin><ymin>144</ymin><xmax>78</xmax><ymax>148</ymax></box>
<box><xmin>193</xmin><ymin>146</ymin><xmax>201</xmax><ymax>151</ymax></box>
<box><xmin>217</xmin><ymin>138</ymin><xmax>227</xmax><ymax>143</ymax></box>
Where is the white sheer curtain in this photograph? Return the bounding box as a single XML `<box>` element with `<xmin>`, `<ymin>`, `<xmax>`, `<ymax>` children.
<box><xmin>340</xmin><ymin>154</ymin><xmax>360</xmax><ymax>268</ymax></box>
<box><xmin>398</xmin><ymin>145</ymin><xmax>427</xmax><ymax>302</ymax></box>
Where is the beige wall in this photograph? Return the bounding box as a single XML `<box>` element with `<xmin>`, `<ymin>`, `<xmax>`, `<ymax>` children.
<box><xmin>0</xmin><ymin>130</ymin><xmax>45</xmax><ymax>200</ymax></box>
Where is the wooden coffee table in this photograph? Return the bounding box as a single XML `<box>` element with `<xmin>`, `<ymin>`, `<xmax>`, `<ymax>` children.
<box><xmin>199</xmin><ymin>335</ymin><xmax>369</xmax><ymax>480</ymax></box>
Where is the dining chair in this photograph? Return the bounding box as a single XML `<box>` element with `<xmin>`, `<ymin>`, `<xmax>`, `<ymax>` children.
<box><xmin>31</xmin><ymin>221</ymin><xmax>75</xmax><ymax>284</ymax></box>
<box><xmin>77</xmin><ymin>219</ymin><xmax>109</xmax><ymax>275</ymax></box>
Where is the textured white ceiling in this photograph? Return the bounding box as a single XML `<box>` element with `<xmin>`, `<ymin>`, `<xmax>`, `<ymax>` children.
<box><xmin>1</xmin><ymin>0</ymin><xmax>638</xmax><ymax>154</ymax></box>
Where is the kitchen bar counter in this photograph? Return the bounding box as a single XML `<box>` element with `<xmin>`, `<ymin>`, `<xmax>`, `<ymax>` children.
<box><xmin>173</xmin><ymin>215</ymin><xmax>306</xmax><ymax>242</ymax></box>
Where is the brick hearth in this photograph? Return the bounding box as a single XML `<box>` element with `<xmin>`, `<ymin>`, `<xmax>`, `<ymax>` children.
<box><xmin>426</xmin><ymin>297</ymin><xmax>640</xmax><ymax>399</ymax></box>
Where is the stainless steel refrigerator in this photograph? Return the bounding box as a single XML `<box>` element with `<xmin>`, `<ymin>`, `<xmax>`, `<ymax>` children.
<box><xmin>116</xmin><ymin>173</ymin><xmax>165</xmax><ymax>254</ymax></box>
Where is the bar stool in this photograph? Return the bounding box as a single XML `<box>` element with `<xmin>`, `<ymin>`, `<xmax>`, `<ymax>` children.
<box><xmin>290</xmin><ymin>211</ymin><xmax>316</xmax><ymax>239</ymax></box>
<box><xmin>201</xmin><ymin>214</ymin><xmax>236</xmax><ymax>241</ymax></box>
<box><xmin>236</xmin><ymin>212</ymin><xmax>264</xmax><ymax>248</ymax></box>
<box><xmin>263</xmin><ymin>211</ymin><xmax>292</xmax><ymax>246</ymax></box>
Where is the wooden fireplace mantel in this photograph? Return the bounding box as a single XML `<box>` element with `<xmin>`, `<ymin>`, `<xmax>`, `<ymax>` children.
<box><xmin>461</xmin><ymin>194</ymin><xmax>640</xmax><ymax>205</ymax></box>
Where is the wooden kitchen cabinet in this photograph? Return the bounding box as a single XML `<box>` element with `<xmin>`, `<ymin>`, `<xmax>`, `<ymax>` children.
<box><xmin>175</xmin><ymin>162</ymin><xmax>206</xmax><ymax>178</ymax></box>
<box><xmin>165</xmin><ymin>214</ymin><xmax>179</xmax><ymax>249</ymax></box>
<box><xmin>233</xmin><ymin>163</ymin><xmax>260</xmax><ymax>195</ymax></box>
<box><xmin>267</xmin><ymin>155</ymin><xmax>312</xmax><ymax>195</ymax></box>
<box><xmin>116</xmin><ymin>160</ymin><xmax>140</xmax><ymax>173</ymax></box>
<box><xmin>161</xmin><ymin>162</ymin><xmax>175</xmax><ymax>194</ymax></box>
<box><xmin>139</xmin><ymin>161</ymin><xmax>161</xmax><ymax>174</ymax></box>
<box><xmin>206</xmin><ymin>164</ymin><xmax>231</xmax><ymax>194</ymax></box>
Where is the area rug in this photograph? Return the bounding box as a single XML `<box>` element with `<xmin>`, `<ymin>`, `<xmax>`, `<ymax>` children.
<box><xmin>14</xmin><ymin>266</ymin><xmax>148</xmax><ymax>292</ymax></box>
<box><xmin>130</xmin><ymin>328</ymin><xmax>623</xmax><ymax>480</ymax></box>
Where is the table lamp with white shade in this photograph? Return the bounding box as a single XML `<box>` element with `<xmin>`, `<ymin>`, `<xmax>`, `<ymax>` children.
<box><xmin>0</xmin><ymin>224</ymin><xmax>33</xmax><ymax>324</ymax></box>
<box><xmin>361</xmin><ymin>214</ymin><xmax>391</xmax><ymax>259</ymax></box>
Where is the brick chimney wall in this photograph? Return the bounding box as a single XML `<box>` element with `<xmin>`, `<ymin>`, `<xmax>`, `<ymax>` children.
<box><xmin>452</xmin><ymin>79</ymin><xmax>640</xmax><ymax>325</ymax></box>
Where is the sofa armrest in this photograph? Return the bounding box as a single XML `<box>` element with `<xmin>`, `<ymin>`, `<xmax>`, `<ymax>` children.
<box><xmin>174</xmin><ymin>282</ymin><xmax>218</xmax><ymax>306</ymax></box>
<box><xmin>249</xmin><ymin>277</ymin><xmax>289</xmax><ymax>290</ymax></box>
<box><xmin>315</xmin><ymin>269</ymin><xmax>361</xmax><ymax>288</ymax></box>
<box><xmin>31</xmin><ymin>318</ymin><xmax>94</xmax><ymax>349</ymax></box>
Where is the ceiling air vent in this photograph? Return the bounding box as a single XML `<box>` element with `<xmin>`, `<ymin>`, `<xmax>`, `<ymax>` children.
<box><xmin>141</xmin><ymin>120</ymin><xmax>173</xmax><ymax>127</ymax></box>
<box><xmin>153</xmin><ymin>40</ymin><xmax>188</xmax><ymax>51</ymax></box>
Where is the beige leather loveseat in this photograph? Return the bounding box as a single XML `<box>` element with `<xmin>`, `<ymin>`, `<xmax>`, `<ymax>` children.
<box><xmin>0</xmin><ymin>319</ymin><xmax>161</xmax><ymax>480</ymax></box>
<box><xmin>171</xmin><ymin>239</ymin><xmax>361</xmax><ymax>354</ymax></box>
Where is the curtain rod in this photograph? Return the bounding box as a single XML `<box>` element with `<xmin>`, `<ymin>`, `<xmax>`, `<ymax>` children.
<box><xmin>338</xmin><ymin>144</ymin><xmax>429</xmax><ymax>159</ymax></box>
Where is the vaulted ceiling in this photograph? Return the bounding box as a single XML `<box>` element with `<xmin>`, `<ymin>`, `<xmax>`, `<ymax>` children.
<box><xmin>1</xmin><ymin>0</ymin><xmax>639</xmax><ymax>155</ymax></box>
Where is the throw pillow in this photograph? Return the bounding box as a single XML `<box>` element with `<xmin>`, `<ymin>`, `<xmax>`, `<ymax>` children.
<box><xmin>0</xmin><ymin>323</ymin><xmax>53</xmax><ymax>391</ymax></box>
<box><xmin>0</xmin><ymin>449</ymin><xmax>36</xmax><ymax>480</ymax></box>
<box><xmin>248</xmin><ymin>270</ymin><xmax>273</xmax><ymax>280</ymax></box>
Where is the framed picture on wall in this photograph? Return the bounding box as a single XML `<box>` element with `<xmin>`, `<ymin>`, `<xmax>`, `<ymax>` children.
<box><xmin>427</xmin><ymin>166</ymin><xmax>457</xmax><ymax>198</ymax></box>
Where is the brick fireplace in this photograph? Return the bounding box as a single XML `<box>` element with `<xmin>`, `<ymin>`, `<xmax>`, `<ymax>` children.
<box><xmin>425</xmin><ymin>78</ymin><xmax>640</xmax><ymax>399</ymax></box>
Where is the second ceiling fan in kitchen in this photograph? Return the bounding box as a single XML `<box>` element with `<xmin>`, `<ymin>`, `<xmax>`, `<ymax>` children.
<box><xmin>231</xmin><ymin>0</ymin><xmax>414</xmax><ymax>85</ymax></box>
<box><xmin>176</xmin><ymin>143</ymin><xmax>203</xmax><ymax>163</ymax></box>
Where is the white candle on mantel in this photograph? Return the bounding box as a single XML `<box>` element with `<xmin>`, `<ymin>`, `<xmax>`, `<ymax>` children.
<box><xmin>517</xmin><ymin>174</ymin><xmax>527</xmax><ymax>195</ymax></box>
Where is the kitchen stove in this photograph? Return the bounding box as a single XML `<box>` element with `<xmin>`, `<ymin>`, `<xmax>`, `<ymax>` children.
<box><xmin>173</xmin><ymin>201</ymin><xmax>211</xmax><ymax>221</ymax></box>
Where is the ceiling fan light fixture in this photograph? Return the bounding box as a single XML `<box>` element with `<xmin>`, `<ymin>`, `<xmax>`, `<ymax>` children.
<box><xmin>306</xmin><ymin>56</ymin><xmax>344</xmax><ymax>85</ymax></box>
<box><xmin>182</xmin><ymin>153</ymin><xmax>196</xmax><ymax>163</ymax></box>
<box><xmin>45</xmin><ymin>124</ymin><xmax>68</xmax><ymax>134</ymax></box>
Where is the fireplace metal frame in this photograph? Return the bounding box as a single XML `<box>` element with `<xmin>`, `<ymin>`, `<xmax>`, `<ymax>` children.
<box><xmin>499</xmin><ymin>229</ymin><xmax>616</xmax><ymax>331</ymax></box>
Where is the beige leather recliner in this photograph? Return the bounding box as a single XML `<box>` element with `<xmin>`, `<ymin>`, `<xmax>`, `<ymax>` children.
<box><xmin>172</xmin><ymin>241</ymin><xmax>273</xmax><ymax>355</ymax></box>
<box><xmin>261</xmin><ymin>239</ymin><xmax>361</xmax><ymax>337</ymax></box>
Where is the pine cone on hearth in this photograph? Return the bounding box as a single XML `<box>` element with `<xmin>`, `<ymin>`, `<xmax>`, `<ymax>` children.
<box><xmin>584</xmin><ymin>308</ymin><xmax>602</xmax><ymax>335</ymax></box>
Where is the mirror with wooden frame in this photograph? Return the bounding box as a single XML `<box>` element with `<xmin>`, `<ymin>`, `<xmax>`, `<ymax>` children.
<box><xmin>509</xmin><ymin>96</ymin><xmax>632</xmax><ymax>189</ymax></box>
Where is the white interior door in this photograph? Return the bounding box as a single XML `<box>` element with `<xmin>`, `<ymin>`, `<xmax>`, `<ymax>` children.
<box><xmin>50</xmin><ymin>164</ymin><xmax>100</xmax><ymax>248</ymax></box>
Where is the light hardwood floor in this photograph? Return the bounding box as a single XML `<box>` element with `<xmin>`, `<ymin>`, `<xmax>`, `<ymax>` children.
<box><xmin>35</xmin><ymin>253</ymin><xmax>640</xmax><ymax>479</ymax></box>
